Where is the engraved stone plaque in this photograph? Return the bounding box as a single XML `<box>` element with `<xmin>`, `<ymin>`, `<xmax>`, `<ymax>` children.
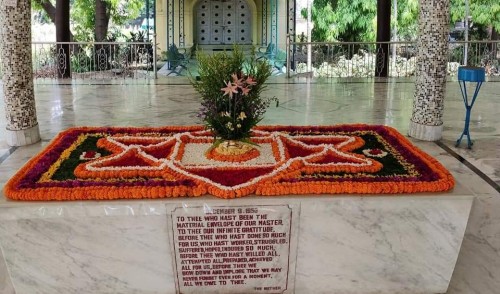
<box><xmin>168</xmin><ymin>204</ymin><xmax>298</xmax><ymax>294</ymax></box>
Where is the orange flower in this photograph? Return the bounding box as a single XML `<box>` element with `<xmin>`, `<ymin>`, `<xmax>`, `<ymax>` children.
<box><xmin>3</xmin><ymin>125</ymin><xmax>455</xmax><ymax>201</ymax></box>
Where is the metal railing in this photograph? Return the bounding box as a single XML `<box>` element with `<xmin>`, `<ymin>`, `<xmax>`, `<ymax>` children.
<box><xmin>448</xmin><ymin>41</ymin><xmax>499</xmax><ymax>75</ymax></box>
<box><xmin>286</xmin><ymin>39</ymin><xmax>500</xmax><ymax>78</ymax></box>
<box><xmin>1</xmin><ymin>39</ymin><xmax>498</xmax><ymax>81</ymax></box>
<box><xmin>34</xmin><ymin>41</ymin><xmax>156</xmax><ymax>82</ymax></box>
<box><xmin>0</xmin><ymin>40</ymin><xmax>157</xmax><ymax>84</ymax></box>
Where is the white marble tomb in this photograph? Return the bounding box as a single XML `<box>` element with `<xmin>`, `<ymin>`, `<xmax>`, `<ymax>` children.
<box><xmin>0</xmin><ymin>194</ymin><xmax>472</xmax><ymax>294</ymax></box>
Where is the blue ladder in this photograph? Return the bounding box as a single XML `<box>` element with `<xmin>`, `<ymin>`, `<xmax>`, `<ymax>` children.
<box><xmin>456</xmin><ymin>66</ymin><xmax>485</xmax><ymax>149</ymax></box>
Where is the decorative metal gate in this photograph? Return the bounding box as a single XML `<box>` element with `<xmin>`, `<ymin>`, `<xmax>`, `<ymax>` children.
<box><xmin>196</xmin><ymin>0</ymin><xmax>252</xmax><ymax>45</ymax></box>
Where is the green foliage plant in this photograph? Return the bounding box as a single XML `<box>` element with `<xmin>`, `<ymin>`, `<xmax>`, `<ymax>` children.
<box><xmin>301</xmin><ymin>0</ymin><xmax>420</xmax><ymax>42</ymax></box>
<box><xmin>450</xmin><ymin>0</ymin><xmax>500</xmax><ymax>34</ymax></box>
<box><xmin>72</xmin><ymin>0</ymin><xmax>144</xmax><ymax>41</ymax></box>
<box><xmin>32</xmin><ymin>0</ymin><xmax>144</xmax><ymax>42</ymax></box>
<box><xmin>191</xmin><ymin>46</ymin><xmax>278</xmax><ymax>143</ymax></box>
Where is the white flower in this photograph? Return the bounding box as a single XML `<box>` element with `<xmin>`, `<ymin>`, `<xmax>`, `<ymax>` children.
<box><xmin>237</xmin><ymin>124</ymin><xmax>242</xmax><ymax>128</ymax></box>
<box><xmin>362</xmin><ymin>148</ymin><xmax>388</xmax><ymax>158</ymax></box>
<box><xmin>79</xmin><ymin>151</ymin><xmax>101</xmax><ymax>160</ymax></box>
<box><xmin>238</xmin><ymin>112</ymin><xmax>247</xmax><ymax>120</ymax></box>
<box><xmin>226</xmin><ymin>122</ymin><xmax>234</xmax><ymax>130</ymax></box>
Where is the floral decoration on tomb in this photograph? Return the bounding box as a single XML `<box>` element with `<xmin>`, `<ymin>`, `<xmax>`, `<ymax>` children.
<box><xmin>4</xmin><ymin>124</ymin><xmax>455</xmax><ymax>201</ymax></box>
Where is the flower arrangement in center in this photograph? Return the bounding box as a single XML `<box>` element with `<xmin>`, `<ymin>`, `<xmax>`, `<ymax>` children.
<box><xmin>191</xmin><ymin>47</ymin><xmax>277</xmax><ymax>145</ymax></box>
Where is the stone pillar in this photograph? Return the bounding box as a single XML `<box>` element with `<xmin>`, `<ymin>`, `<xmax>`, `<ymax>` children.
<box><xmin>408</xmin><ymin>0</ymin><xmax>450</xmax><ymax>141</ymax></box>
<box><xmin>0</xmin><ymin>0</ymin><xmax>41</xmax><ymax>146</ymax></box>
<box><xmin>375</xmin><ymin>0</ymin><xmax>391</xmax><ymax>77</ymax></box>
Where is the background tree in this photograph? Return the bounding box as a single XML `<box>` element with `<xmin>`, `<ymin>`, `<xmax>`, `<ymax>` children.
<box><xmin>450</xmin><ymin>0</ymin><xmax>500</xmax><ymax>39</ymax></box>
<box><xmin>33</xmin><ymin>0</ymin><xmax>144</xmax><ymax>42</ymax></box>
<box><xmin>395</xmin><ymin>0</ymin><xmax>419</xmax><ymax>41</ymax></box>
<box><xmin>301</xmin><ymin>0</ymin><xmax>422</xmax><ymax>42</ymax></box>
<box><xmin>73</xmin><ymin>0</ymin><xmax>143</xmax><ymax>41</ymax></box>
<box><xmin>448</xmin><ymin>0</ymin><xmax>499</xmax><ymax>67</ymax></box>
<box><xmin>301</xmin><ymin>0</ymin><xmax>377</xmax><ymax>42</ymax></box>
<box><xmin>95</xmin><ymin>0</ymin><xmax>109</xmax><ymax>42</ymax></box>
<box><xmin>33</xmin><ymin>0</ymin><xmax>76</xmax><ymax>41</ymax></box>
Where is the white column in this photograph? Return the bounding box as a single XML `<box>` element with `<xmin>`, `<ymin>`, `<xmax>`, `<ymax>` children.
<box><xmin>408</xmin><ymin>0</ymin><xmax>450</xmax><ymax>141</ymax></box>
<box><xmin>0</xmin><ymin>0</ymin><xmax>40</xmax><ymax>146</ymax></box>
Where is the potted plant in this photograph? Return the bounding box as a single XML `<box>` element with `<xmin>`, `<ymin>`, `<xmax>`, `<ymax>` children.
<box><xmin>191</xmin><ymin>46</ymin><xmax>278</xmax><ymax>156</ymax></box>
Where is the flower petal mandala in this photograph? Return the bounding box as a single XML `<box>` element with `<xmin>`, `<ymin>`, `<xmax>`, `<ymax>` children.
<box><xmin>4</xmin><ymin>125</ymin><xmax>455</xmax><ymax>201</ymax></box>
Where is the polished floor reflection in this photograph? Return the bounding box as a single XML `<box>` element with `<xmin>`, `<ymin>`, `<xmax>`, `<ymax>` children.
<box><xmin>0</xmin><ymin>77</ymin><xmax>499</xmax><ymax>293</ymax></box>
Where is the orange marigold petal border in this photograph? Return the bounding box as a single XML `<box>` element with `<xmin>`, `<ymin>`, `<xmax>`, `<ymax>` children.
<box><xmin>4</xmin><ymin>125</ymin><xmax>455</xmax><ymax>201</ymax></box>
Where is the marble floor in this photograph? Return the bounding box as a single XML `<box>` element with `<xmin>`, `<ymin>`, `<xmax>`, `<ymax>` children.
<box><xmin>0</xmin><ymin>77</ymin><xmax>499</xmax><ymax>293</ymax></box>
